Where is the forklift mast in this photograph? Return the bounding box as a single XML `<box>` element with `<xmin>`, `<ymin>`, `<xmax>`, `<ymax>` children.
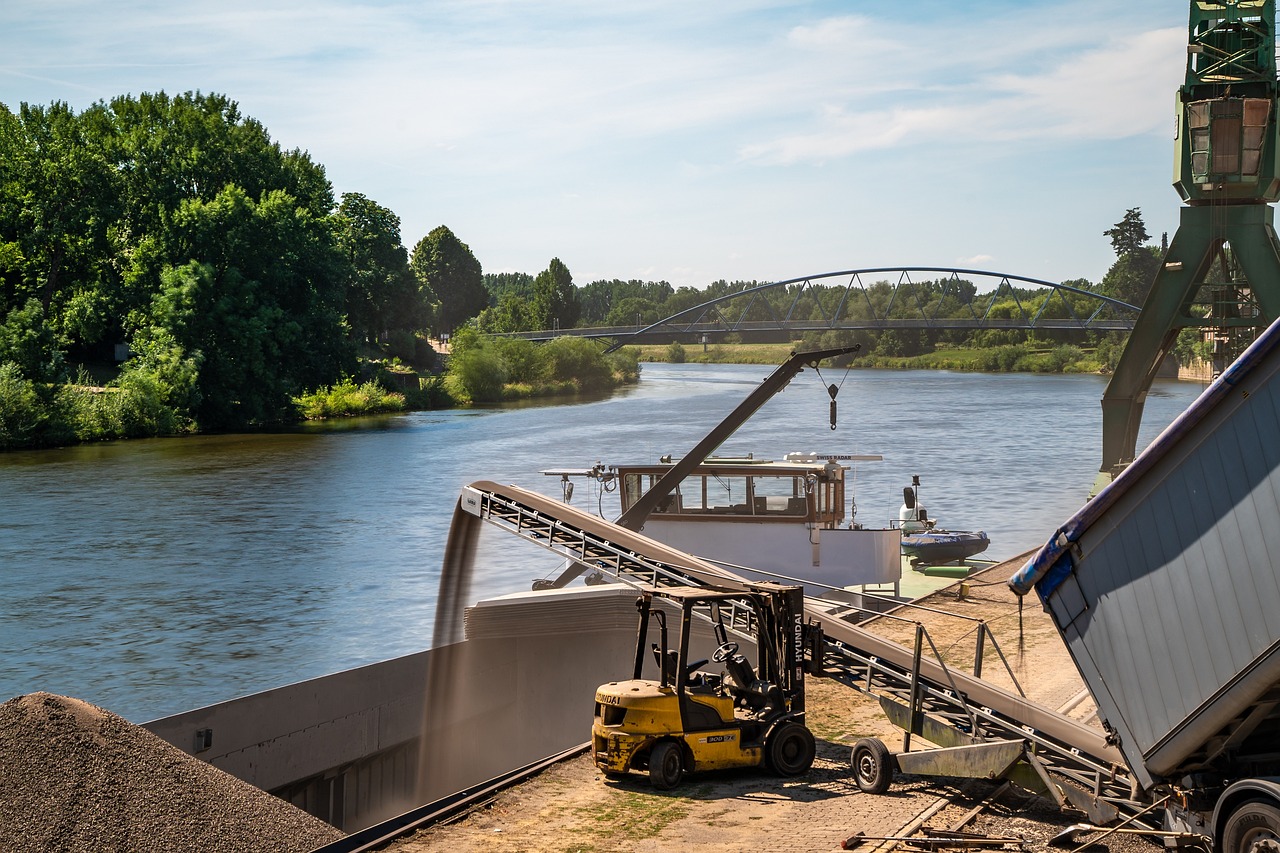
<box><xmin>628</xmin><ymin>583</ymin><xmax>809</xmax><ymax>712</ymax></box>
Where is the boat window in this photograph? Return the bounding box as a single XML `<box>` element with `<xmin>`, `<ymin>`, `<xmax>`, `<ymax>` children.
<box><xmin>703</xmin><ymin>474</ymin><xmax>746</xmax><ymax>513</ymax></box>
<box><xmin>750</xmin><ymin>475</ymin><xmax>809</xmax><ymax>516</ymax></box>
<box><xmin>619</xmin><ymin>466</ymin><xmax>851</xmax><ymax>520</ymax></box>
<box><xmin>622</xmin><ymin>474</ymin><xmax>642</xmax><ymax>511</ymax></box>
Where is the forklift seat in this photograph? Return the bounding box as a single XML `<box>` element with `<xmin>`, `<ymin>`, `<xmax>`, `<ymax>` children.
<box><xmin>653</xmin><ymin>644</ymin><xmax>679</xmax><ymax>685</ymax></box>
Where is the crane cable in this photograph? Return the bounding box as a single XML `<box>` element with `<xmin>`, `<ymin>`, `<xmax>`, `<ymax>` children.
<box><xmin>813</xmin><ymin>360</ymin><xmax>852</xmax><ymax>430</ymax></box>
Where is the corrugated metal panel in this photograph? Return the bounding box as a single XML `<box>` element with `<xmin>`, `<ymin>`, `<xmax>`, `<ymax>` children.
<box><xmin>1025</xmin><ymin>319</ymin><xmax>1280</xmax><ymax>787</ymax></box>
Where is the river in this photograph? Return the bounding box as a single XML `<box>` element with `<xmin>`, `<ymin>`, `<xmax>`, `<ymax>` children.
<box><xmin>0</xmin><ymin>364</ymin><xmax>1204</xmax><ymax>722</ymax></box>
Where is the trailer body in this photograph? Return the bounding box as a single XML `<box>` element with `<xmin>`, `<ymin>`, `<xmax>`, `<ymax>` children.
<box><xmin>1012</xmin><ymin>318</ymin><xmax>1280</xmax><ymax>844</ymax></box>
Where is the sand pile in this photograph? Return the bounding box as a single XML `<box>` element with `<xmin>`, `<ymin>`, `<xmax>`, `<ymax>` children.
<box><xmin>0</xmin><ymin>692</ymin><xmax>345</xmax><ymax>852</ymax></box>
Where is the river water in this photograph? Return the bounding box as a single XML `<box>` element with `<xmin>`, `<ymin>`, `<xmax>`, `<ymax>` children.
<box><xmin>0</xmin><ymin>364</ymin><xmax>1204</xmax><ymax>722</ymax></box>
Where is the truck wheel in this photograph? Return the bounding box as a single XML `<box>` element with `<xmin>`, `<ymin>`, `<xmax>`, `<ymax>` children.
<box><xmin>649</xmin><ymin>740</ymin><xmax>683</xmax><ymax>790</ymax></box>
<box><xmin>851</xmin><ymin>737</ymin><xmax>894</xmax><ymax>794</ymax></box>
<box><xmin>1223</xmin><ymin>801</ymin><xmax>1280</xmax><ymax>853</ymax></box>
<box><xmin>767</xmin><ymin>722</ymin><xmax>816</xmax><ymax>776</ymax></box>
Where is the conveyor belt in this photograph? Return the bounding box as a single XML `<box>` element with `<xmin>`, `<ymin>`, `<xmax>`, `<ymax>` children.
<box><xmin>455</xmin><ymin>481</ymin><xmax>1148</xmax><ymax>821</ymax></box>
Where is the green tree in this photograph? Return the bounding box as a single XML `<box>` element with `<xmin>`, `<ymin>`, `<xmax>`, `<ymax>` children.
<box><xmin>531</xmin><ymin>257</ymin><xmax>580</xmax><ymax>330</ymax></box>
<box><xmin>1100</xmin><ymin>208</ymin><xmax>1160</xmax><ymax>307</ymax></box>
<box><xmin>410</xmin><ymin>226</ymin><xmax>485</xmax><ymax>334</ymax></box>
<box><xmin>606</xmin><ymin>295</ymin><xmax>659</xmax><ymax>328</ymax></box>
<box><xmin>0</xmin><ymin>101</ymin><xmax>119</xmax><ymax>359</ymax></box>
<box><xmin>1100</xmin><ymin>249</ymin><xmax>1161</xmax><ymax>308</ymax></box>
<box><xmin>483</xmin><ymin>271</ymin><xmax>534</xmax><ymax>302</ymax></box>
<box><xmin>106</xmin><ymin>92</ymin><xmax>336</xmax><ymax>338</ymax></box>
<box><xmin>335</xmin><ymin>193</ymin><xmax>423</xmax><ymax>343</ymax></box>
<box><xmin>132</xmin><ymin>186</ymin><xmax>353</xmax><ymax>429</ymax></box>
<box><xmin>477</xmin><ymin>291</ymin><xmax>533</xmax><ymax>333</ymax></box>
<box><xmin>1104</xmin><ymin>208</ymin><xmax>1151</xmax><ymax>258</ymax></box>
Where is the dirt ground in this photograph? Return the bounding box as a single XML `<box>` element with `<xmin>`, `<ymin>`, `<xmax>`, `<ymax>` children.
<box><xmin>386</xmin><ymin>560</ymin><xmax>1144</xmax><ymax>853</ymax></box>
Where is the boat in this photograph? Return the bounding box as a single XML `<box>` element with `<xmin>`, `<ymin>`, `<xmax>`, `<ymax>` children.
<box><xmin>546</xmin><ymin>452</ymin><xmax>902</xmax><ymax>594</ymax></box>
<box><xmin>897</xmin><ymin>475</ymin><xmax>990</xmax><ymax>570</ymax></box>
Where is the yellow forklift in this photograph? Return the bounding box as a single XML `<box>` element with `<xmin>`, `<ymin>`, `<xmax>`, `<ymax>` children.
<box><xmin>591</xmin><ymin>582</ymin><xmax>817</xmax><ymax>789</ymax></box>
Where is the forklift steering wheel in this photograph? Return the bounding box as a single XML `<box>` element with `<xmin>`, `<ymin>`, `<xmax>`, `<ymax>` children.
<box><xmin>712</xmin><ymin>641</ymin><xmax>739</xmax><ymax>662</ymax></box>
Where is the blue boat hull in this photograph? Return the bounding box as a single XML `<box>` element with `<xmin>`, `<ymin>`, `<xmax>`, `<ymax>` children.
<box><xmin>901</xmin><ymin>530</ymin><xmax>990</xmax><ymax>566</ymax></box>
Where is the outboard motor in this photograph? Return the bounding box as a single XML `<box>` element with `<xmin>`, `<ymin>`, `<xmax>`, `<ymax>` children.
<box><xmin>899</xmin><ymin>476</ymin><xmax>932</xmax><ymax>534</ymax></box>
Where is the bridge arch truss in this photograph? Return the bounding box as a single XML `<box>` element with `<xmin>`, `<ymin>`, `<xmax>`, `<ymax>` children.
<box><xmin>594</xmin><ymin>267</ymin><xmax>1138</xmax><ymax>351</ymax></box>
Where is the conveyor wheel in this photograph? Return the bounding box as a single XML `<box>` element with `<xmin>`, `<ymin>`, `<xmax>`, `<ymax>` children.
<box><xmin>851</xmin><ymin>737</ymin><xmax>894</xmax><ymax>794</ymax></box>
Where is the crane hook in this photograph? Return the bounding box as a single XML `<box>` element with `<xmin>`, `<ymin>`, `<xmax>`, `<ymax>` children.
<box><xmin>828</xmin><ymin>383</ymin><xmax>839</xmax><ymax>430</ymax></box>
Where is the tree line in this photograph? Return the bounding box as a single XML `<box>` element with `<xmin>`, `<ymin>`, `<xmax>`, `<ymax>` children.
<box><xmin>475</xmin><ymin>208</ymin><xmax>1161</xmax><ymax>368</ymax></box>
<box><xmin>0</xmin><ymin>90</ymin><xmax>1170</xmax><ymax>448</ymax></box>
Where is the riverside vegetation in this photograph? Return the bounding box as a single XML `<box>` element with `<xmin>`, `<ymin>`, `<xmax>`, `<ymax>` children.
<box><xmin>0</xmin><ymin>90</ymin><xmax>1192</xmax><ymax>450</ymax></box>
<box><xmin>638</xmin><ymin>338</ymin><xmax>1118</xmax><ymax>374</ymax></box>
<box><xmin>0</xmin><ymin>93</ymin><xmax>635</xmax><ymax>449</ymax></box>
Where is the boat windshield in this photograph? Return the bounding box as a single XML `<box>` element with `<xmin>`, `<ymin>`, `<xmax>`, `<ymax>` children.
<box><xmin>619</xmin><ymin>465</ymin><xmax>845</xmax><ymax>526</ymax></box>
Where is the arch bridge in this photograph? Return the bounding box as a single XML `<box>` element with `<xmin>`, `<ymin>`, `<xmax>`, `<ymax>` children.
<box><xmin>511</xmin><ymin>267</ymin><xmax>1139</xmax><ymax>349</ymax></box>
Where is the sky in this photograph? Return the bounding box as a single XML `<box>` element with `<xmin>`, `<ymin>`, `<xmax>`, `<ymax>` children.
<box><xmin>2</xmin><ymin>1</ymin><xmax>1194</xmax><ymax>291</ymax></box>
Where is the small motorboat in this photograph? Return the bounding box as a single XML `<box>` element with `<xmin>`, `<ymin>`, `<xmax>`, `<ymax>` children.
<box><xmin>898</xmin><ymin>476</ymin><xmax>990</xmax><ymax>570</ymax></box>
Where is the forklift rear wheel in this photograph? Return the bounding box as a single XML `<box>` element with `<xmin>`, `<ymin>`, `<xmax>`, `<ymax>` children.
<box><xmin>851</xmin><ymin>737</ymin><xmax>894</xmax><ymax>794</ymax></box>
<box><xmin>649</xmin><ymin>740</ymin><xmax>683</xmax><ymax>790</ymax></box>
<box><xmin>767</xmin><ymin>722</ymin><xmax>816</xmax><ymax>776</ymax></box>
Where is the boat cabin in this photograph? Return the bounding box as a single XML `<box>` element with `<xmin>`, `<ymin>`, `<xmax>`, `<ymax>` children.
<box><xmin>545</xmin><ymin>452</ymin><xmax>901</xmax><ymax>593</ymax></box>
<box><xmin>617</xmin><ymin>453</ymin><xmax>875</xmax><ymax>529</ymax></box>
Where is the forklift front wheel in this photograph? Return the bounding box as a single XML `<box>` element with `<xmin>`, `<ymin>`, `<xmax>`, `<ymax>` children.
<box><xmin>649</xmin><ymin>740</ymin><xmax>683</xmax><ymax>790</ymax></box>
<box><xmin>767</xmin><ymin>721</ymin><xmax>816</xmax><ymax>776</ymax></box>
<box><xmin>851</xmin><ymin>737</ymin><xmax>894</xmax><ymax>794</ymax></box>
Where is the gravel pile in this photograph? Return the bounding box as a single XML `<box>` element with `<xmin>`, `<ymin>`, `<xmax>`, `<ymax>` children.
<box><xmin>0</xmin><ymin>692</ymin><xmax>345</xmax><ymax>852</ymax></box>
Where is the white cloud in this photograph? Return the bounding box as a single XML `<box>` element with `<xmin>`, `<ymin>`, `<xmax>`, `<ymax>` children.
<box><xmin>787</xmin><ymin>15</ymin><xmax>877</xmax><ymax>50</ymax></box>
<box><xmin>736</xmin><ymin>20</ymin><xmax>1185</xmax><ymax>165</ymax></box>
<box><xmin>0</xmin><ymin>1</ymin><xmax>1196</xmax><ymax>287</ymax></box>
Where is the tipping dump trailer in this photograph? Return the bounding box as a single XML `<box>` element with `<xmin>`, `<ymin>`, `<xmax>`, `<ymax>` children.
<box><xmin>1011</xmin><ymin>317</ymin><xmax>1280</xmax><ymax>853</ymax></box>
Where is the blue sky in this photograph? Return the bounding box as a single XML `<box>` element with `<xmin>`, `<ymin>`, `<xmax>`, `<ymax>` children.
<box><xmin>3</xmin><ymin>1</ymin><xmax>1190</xmax><ymax>290</ymax></box>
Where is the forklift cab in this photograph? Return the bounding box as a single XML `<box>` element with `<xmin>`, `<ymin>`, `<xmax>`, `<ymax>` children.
<box><xmin>592</xmin><ymin>582</ymin><xmax>816</xmax><ymax>789</ymax></box>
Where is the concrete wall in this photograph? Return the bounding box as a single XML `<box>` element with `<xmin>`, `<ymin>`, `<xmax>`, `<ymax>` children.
<box><xmin>144</xmin><ymin>585</ymin><xmax>644</xmax><ymax>830</ymax></box>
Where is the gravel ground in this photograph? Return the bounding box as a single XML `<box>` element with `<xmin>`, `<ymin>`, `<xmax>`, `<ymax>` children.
<box><xmin>0</xmin><ymin>692</ymin><xmax>345</xmax><ymax>853</ymax></box>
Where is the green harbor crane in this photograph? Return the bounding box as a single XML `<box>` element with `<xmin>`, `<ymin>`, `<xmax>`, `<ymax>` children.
<box><xmin>1097</xmin><ymin>0</ymin><xmax>1280</xmax><ymax>492</ymax></box>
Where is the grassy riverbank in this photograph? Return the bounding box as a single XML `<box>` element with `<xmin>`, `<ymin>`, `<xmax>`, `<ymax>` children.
<box><xmin>633</xmin><ymin>340</ymin><xmax>1110</xmax><ymax>373</ymax></box>
<box><xmin>0</xmin><ymin>335</ymin><xmax>639</xmax><ymax>449</ymax></box>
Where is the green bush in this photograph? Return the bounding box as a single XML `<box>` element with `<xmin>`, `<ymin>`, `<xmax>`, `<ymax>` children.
<box><xmin>294</xmin><ymin>378</ymin><xmax>406</xmax><ymax>419</ymax></box>
<box><xmin>492</xmin><ymin>337</ymin><xmax>541</xmax><ymax>383</ymax></box>
<box><xmin>0</xmin><ymin>362</ymin><xmax>49</xmax><ymax>449</ymax></box>
<box><xmin>607</xmin><ymin>347</ymin><xmax>641</xmax><ymax>381</ymax></box>
<box><xmin>113</xmin><ymin>369</ymin><xmax>186</xmax><ymax>435</ymax></box>
<box><xmin>405</xmin><ymin>375</ymin><xmax>454</xmax><ymax>409</ymax></box>
<box><xmin>446</xmin><ymin>345</ymin><xmax>507</xmax><ymax>403</ymax></box>
<box><xmin>541</xmin><ymin>336</ymin><xmax>612</xmax><ymax>389</ymax></box>
<box><xmin>666</xmin><ymin>341</ymin><xmax>686</xmax><ymax>363</ymax></box>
